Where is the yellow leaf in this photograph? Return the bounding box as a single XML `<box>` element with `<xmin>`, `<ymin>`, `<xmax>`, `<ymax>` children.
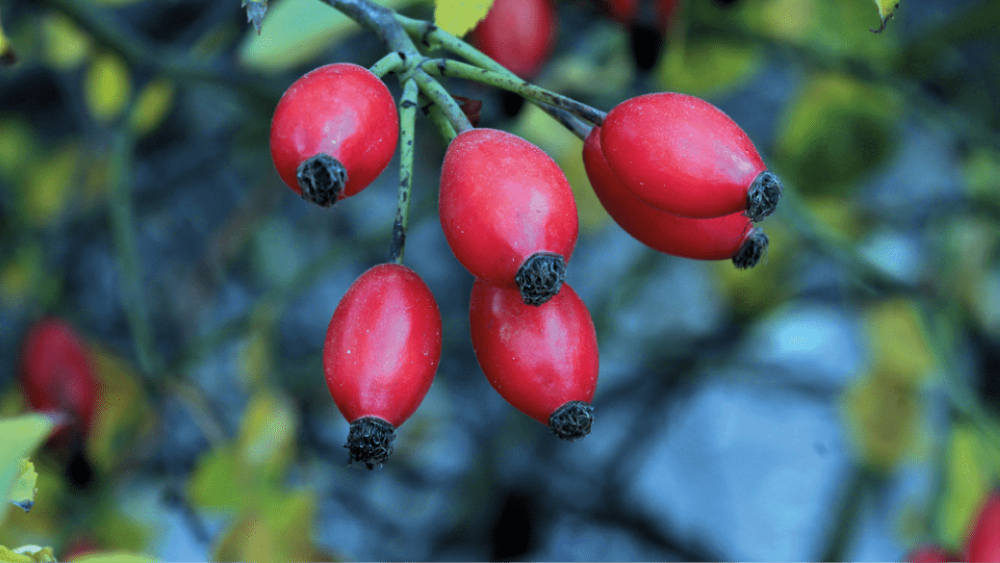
<box><xmin>129</xmin><ymin>78</ymin><xmax>175</xmax><ymax>136</ymax></box>
<box><xmin>85</xmin><ymin>349</ymin><xmax>154</xmax><ymax>473</ymax></box>
<box><xmin>41</xmin><ymin>13</ymin><xmax>92</xmax><ymax>70</ymax></box>
<box><xmin>939</xmin><ymin>424</ymin><xmax>999</xmax><ymax>550</ymax></box>
<box><xmin>236</xmin><ymin>390</ymin><xmax>297</xmax><ymax>482</ymax></box>
<box><xmin>840</xmin><ymin>368</ymin><xmax>920</xmax><ymax>473</ymax></box>
<box><xmin>0</xmin><ymin>414</ymin><xmax>58</xmax><ymax>527</ymax></box>
<box><xmin>84</xmin><ymin>52</ymin><xmax>132</xmax><ymax>124</ymax></box>
<box><xmin>72</xmin><ymin>552</ymin><xmax>158</xmax><ymax>563</ymax></box>
<box><xmin>863</xmin><ymin>299</ymin><xmax>935</xmax><ymax>383</ymax></box>
<box><xmin>22</xmin><ymin>143</ymin><xmax>80</xmax><ymax>225</ymax></box>
<box><xmin>9</xmin><ymin>459</ymin><xmax>37</xmax><ymax>513</ymax></box>
<box><xmin>872</xmin><ymin>0</ymin><xmax>899</xmax><ymax>32</ymax></box>
<box><xmin>0</xmin><ymin>546</ymin><xmax>55</xmax><ymax>563</ymax></box>
<box><xmin>434</xmin><ymin>0</ymin><xmax>494</xmax><ymax>37</ymax></box>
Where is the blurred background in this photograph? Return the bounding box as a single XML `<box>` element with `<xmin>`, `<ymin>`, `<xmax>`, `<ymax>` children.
<box><xmin>1</xmin><ymin>0</ymin><xmax>1000</xmax><ymax>560</ymax></box>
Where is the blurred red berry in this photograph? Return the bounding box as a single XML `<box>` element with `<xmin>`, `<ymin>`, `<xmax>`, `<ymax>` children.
<box><xmin>472</xmin><ymin>0</ymin><xmax>557</xmax><ymax>79</ymax></box>
<box><xmin>967</xmin><ymin>491</ymin><xmax>1000</xmax><ymax>562</ymax></box>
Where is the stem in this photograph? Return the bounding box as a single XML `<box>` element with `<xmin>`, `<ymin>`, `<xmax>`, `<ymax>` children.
<box><xmin>817</xmin><ymin>466</ymin><xmax>877</xmax><ymax>562</ymax></box>
<box><xmin>369</xmin><ymin>51</ymin><xmax>405</xmax><ymax>78</ymax></box>
<box><xmin>108</xmin><ymin>128</ymin><xmax>159</xmax><ymax>375</ymax></box>
<box><xmin>421</xmin><ymin>58</ymin><xmax>607</xmax><ymax>125</ymax></box>
<box><xmin>390</xmin><ymin>78</ymin><xmax>418</xmax><ymax>264</ymax></box>
<box><xmin>420</xmin><ymin>93</ymin><xmax>458</xmax><ymax>143</ymax></box>
<box><xmin>411</xmin><ymin>69</ymin><xmax>473</xmax><ymax>134</ymax></box>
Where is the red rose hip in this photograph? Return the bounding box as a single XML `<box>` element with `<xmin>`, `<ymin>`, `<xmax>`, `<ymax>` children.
<box><xmin>904</xmin><ymin>546</ymin><xmax>961</xmax><ymax>563</ymax></box>
<box><xmin>323</xmin><ymin>264</ymin><xmax>442</xmax><ymax>468</ymax></box>
<box><xmin>472</xmin><ymin>0</ymin><xmax>557</xmax><ymax>80</ymax></box>
<box><xmin>19</xmin><ymin>318</ymin><xmax>100</xmax><ymax>436</ymax></box>
<box><xmin>270</xmin><ymin>63</ymin><xmax>398</xmax><ymax>207</ymax></box>
<box><xmin>966</xmin><ymin>490</ymin><xmax>1000</xmax><ymax>562</ymax></box>
<box><xmin>470</xmin><ymin>279</ymin><xmax>598</xmax><ymax>440</ymax></box>
<box><xmin>440</xmin><ymin>129</ymin><xmax>579</xmax><ymax>306</ymax></box>
<box><xmin>600</xmin><ymin>92</ymin><xmax>782</xmax><ymax>221</ymax></box>
<box><xmin>583</xmin><ymin>126</ymin><xmax>767</xmax><ymax>268</ymax></box>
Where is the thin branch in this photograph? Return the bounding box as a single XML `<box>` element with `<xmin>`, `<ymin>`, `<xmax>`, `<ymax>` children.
<box><xmin>390</xmin><ymin>78</ymin><xmax>419</xmax><ymax>263</ymax></box>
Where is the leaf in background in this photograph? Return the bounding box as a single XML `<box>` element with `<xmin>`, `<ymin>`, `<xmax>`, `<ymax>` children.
<box><xmin>84</xmin><ymin>52</ymin><xmax>132</xmax><ymax>124</ymax></box>
<box><xmin>863</xmin><ymin>299</ymin><xmax>935</xmax><ymax>382</ymax></box>
<box><xmin>238</xmin><ymin>0</ymin><xmax>422</xmax><ymax>73</ymax></box>
<box><xmin>435</xmin><ymin>0</ymin><xmax>493</xmax><ymax>37</ymax></box>
<box><xmin>713</xmin><ymin>221</ymin><xmax>796</xmax><ymax>318</ymax></box>
<box><xmin>0</xmin><ymin>545</ymin><xmax>55</xmax><ymax>562</ymax></box>
<box><xmin>188</xmin><ymin>444</ymin><xmax>244</xmax><ymax>512</ymax></box>
<box><xmin>85</xmin><ymin>349</ymin><xmax>154</xmax><ymax>474</ymax></box>
<box><xmin>939</xmin><ymin>424</ymin><xmax>999</xmax><ymax>551</ymax></box>
<box><xmin>841</xmin><ymin>367</ymin><xmax>920</xmax><ymax>473</ymax></box>
<box><xmin>0</xmin><ymin>118</ymin><xmax>37</xmax><ymax>181</ymax></box>
<box><xmin>871</xmin><ymin>0</ymin><xmax>899</xmax><ymax>33</ymax></box>
<box><xmin>71</xmin><ymin>551</ymin><xmax>158</xmax><ymax>563</ymax></box>
<box><xmin>212</xmin><ymin>490</ymin><xmax>317</xmax><ymax>563</ymax></box>
<box><xmin>0</xmin><ymin>414</ymin><xmax>58</xmax><ymax>527</ymax></box>
<box><xmin>236</xmin><ymin>389</ymin><xmax>297</xmax><ymax>484</ymax></box>
<box><xmin>656</xmin><ymin>37</ymin><xmax>761</xmax><ymax>98</ymax></box>
<box><xmin>0</xmin><ymin>12</ymin><xmax>17</xmax><ymax>67</ymax></box>
<box><xmin>41</xmin><ymin>13</ymin><xmax>92</xmax><ymax>70</ymax></box>
<box><xmin>9</xmin><ymin>459</ymin><xmax>37</xmax><ymax>513</ymax></box>
<box><xmin>22</xmin><ymin>142</ymin><xmax>80</xmax><ymax>226</ymax></box>
<box><xmin>129</xmin><ymin>78</ymin><xmax>175</xmax><ymax>136</ymax></box>
<box><xmin>242</xmin><ymin>0</ymin><xmax>268</xmax><ymax>35</ymax></box>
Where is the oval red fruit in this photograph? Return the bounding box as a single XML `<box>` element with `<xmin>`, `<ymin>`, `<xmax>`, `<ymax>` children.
<box><xmin>600</xmin><ymin>92</ymin><xmax>781</xmax><ymax>221</ymax></box>
<box><xmin>472</xmin><ymin>0</ymin><xmax>557</xmax><ymax>79</ymax></box>
<box><xmin>323</xmin><ymin>263</ymin><xmax>442</xmax><ymax>468</ymax></box>
<box><xmin>966</xmin><ymin>491</ymin><xmax>1000</xmax><ymax>563</ymax></box>
<box><xmin>470</xmin><ymin>279</ymin><xmax>598</xmax><ymax>440</ymax></box>
<box><xmin>440</xmin><ymin>128</ymin><xmax>579</xmax><ymax>306</ymax></box>
<box><xmin>270</xmin><ymin>63</ymin><xmax>398</xmax><ymax>207</ymax></box>
<box><xmin>19</xmin><ymin>318</ymin><xmax>100</xmax><ymax>436</ymax></box>
<box><xmin>583</xmin><ymin>126</ymin><xmax>767</xmax><ymax>269</ymax></box>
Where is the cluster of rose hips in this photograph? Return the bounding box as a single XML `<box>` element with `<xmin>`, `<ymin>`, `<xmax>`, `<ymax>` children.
<box><xmin>906</xmin><ymin>490</ymin><xmax>1000</xmax><ymax>562</ymax></box>
<box><xmin>268</xmin><ymin>52</ymin><xmax>780</xmax><ymax>468</ymax></box>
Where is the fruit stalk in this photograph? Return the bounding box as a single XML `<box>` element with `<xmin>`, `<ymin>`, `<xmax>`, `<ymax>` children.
<box><xmin>390</xmin><ymin>78</ymin><xmax>419</xmax><ymax>264</ymax></box>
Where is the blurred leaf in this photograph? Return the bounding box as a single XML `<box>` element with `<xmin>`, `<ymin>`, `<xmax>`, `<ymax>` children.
<box><xmin>9</xmin><ymin>459</ymin><xmax>37</xmax><ymax>513</ymax></box>
<box><xmin>0</xmin><ymin>118</ymin><xmax>37</xmax><ymax>181</ymax></box>
<box><xmin>713</xmin><ymin>220</ymin><xmax>796</xmax><ymax>317</ymax></box>
<box><xmin>85</xmin><ymin>348</ymin><xmax>154</xmax><ymax>474</ymax></box>
<box><xmin>71</xmin><ymin>552</ymin><xmax>157</xmax><ymax>563</ymax></box>
<box><xmin>238</xmin><ymin>0</ymin><xmax>422</xmax><ymax>73</ymax></box>
<box><xmin>129</xmin><ymin>78</ymin><xmax>175</xmax><ymax>136</ymax></box>
<box><xmin>0</xmin><ymin>414</ymin><xmax>57</xmax><ymax>527</ymax></box>
<box><xmin>0</xmin><ymin>463</ymin><xmax>66</xmax><ymax>547</ymax></box>
<box><xmin>236</xmin><ymin>389</ymin><xmax>297</xmax><ymax>483</ymax></box>
<box><xmin>656</xmin><ymin>37</ymin><xmax>761</xmax><ymax>98</ymax></box>
<box><xmin>939</xmin><ymin>424</ymin><xmax>999</xmax><ymax>550</ymax></box>
<box><xmin>511</xmin><ymin>104</ymin><xmax>607</xmax><ymax>234</ymax></box>
<box><xmin>863</xmin><ymin>299</ymin><xmax>935</xmax><ymax>383</ymax></box>
<box><xmin>242</xmin><ymin>0</ymin><xmax>269</xmax><ymax>34</ymax></box>
<box><xmin>188</xmin><ymin>444</ymin><xmax>244</xmax><ymax>512</ymax></box>
<box><xmin>84</xmin><ymin>52</ymin><xmax>132</xmax><ymax>124</ymax></box>
<box><xmin>240</xmin><ymin>329</ymin><xmax>273</xmax><ymax>387</ymax></box>
<box><xmin>776</xmin><ymin>72</ymin><xmax>901</xmax><ymax>197</ymax></box>
<box><xmin>41</xmin><ymin>13</ymin><xmax>92</xmax><ymax>70</ymax></box>
<box><xmin>841</xmin><ymin>367</ymin><xmax>920</xmax><ymax>473</ymax></box>
<box><xmin>0</xmin><ymin>546</ymin><xmax>55</xmax><ymax>563</ymax></box>
<box><xmin>212</xmin><ymin>490</ymin><xmax>317</xmax><ymax>563</ymax></box>
<box><xmin>89</xmin><ymin>504</ymin><xmax>148</xmax><ymax>554</ymax></box>
<box><xmin>804</xmin><ymin>196</ymin><xmax>863</xmax><ymax>240</ymax></box>
<box><xmin>963</xmin><ymin>148</ymin><xmax>1000</xmax><ymax>201</ymax></box>
<box><xmin>0</xmin><ymin>243</ymin><xmax>43</xmax><ymax>308</ymax></box>
<box><xmin>0</xmin><ymin>13</ymin><xmax>16</xmax><ymax>67</ymax></box>
<box><xmin>546</xmin><ymin>30</ymin><xmax>633</xmax><ymax>97</ymax></box>
<box><xmin>871</xmin><ymin>0</ymin><xmax>899</xmax><ymax>33</ymax></box>
<box><xmin>435</xmin><ymin>0</ymin><xmax>493</xmax><ymax>37</ymax></box>
<box><xmin>22</xmin><ymin>142</ymin><xmax>80</xmax><ymax>226</ymax></box>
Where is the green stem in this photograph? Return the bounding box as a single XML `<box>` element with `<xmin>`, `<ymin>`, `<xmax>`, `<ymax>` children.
<box><xmin>369</xmin><ymin>51</ymin><xmax>404</xmax><ymax>78</ymax></box>
<box><xmin>410</xmin><ymin>68</ymin><xmax>473</xmax><ymax>134</ymax></box>
<box><xmin>420</xmin><ymin>93</ymin><xmax>458</xmax><ymax>143</ymax></box>
<box><xmin>108</xmin><ymin>128</ymin><xmax>159</xmax><ymax>375</ymax></box>
<box><xmin>421</xmin><ymin>58</ymin><xmax>607</xmax><ymax>126</ymax></box>
<box><xmin>390</xmin><ymin>78</ymin><xmax>418</xmax><ymax>264</ymax></box>
<box><xmin>818</xmin><ymin>466</ymin><xmax>877</xmax><ymax>562</ymax></box>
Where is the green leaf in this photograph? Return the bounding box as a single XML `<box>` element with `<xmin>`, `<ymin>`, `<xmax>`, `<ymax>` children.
<box><xmin>85</xmin><ymin>349</ymin><xmax>154</xmax><ymax>474</ymax></box>
<box><xmin>0</xmin><ymin>12</ymin><xmax>17</xmax><ymax>67</ymax></box>
<box><xmin>238</xmin><ymin>0</ymin><xmax>423</xmax><ymax>73</ymax></box>
<box><xmin>655</xmin><ymin>37</ymin><xmax>761</xmax><ymax>98</ymax></box>
<box><xmin>71</xmin><ymin>552</ymin><xmax>157</xmax><ymax>563</ymax></box>
<box><xmin>9</xmin><ymin>459</ymin><xmax>37</xmax><ymax>513</ymax></box>
<box><xmin>0</xmin><ymin>415</ymin><xmax>58</xmax><ymax>527</ymax></box>
<box><xmin>0</xmin><ymin>545</ymin><xmax>55</xmax><ymax>563</ymax></box>
<box><xmin>242</xmin><ymin>0</ymin><xmax>268</xmax><ymax>34</ymax></box>
<box><xmin>872</xmin><ymin>0</ymin><xmax>899</xmax><ymax>33</ymax></box>
<box><xmin>187</xmin><ymin>444</ymin><xmax>243</xmax><ymax>512</ymax></box>
<box><xmin>434</xmin><ymin>0</ymin><xmax>494</xmax><ymax>37</ymax></box>
<box><xmin>236</xmin><ymin>389</ymin><xmax>297</xmax><ymax>483</ymax></box>
<box><xmin>938</xmin><ymin>424</ymin><xmax>999</xmax><ymax>551</ymax></box>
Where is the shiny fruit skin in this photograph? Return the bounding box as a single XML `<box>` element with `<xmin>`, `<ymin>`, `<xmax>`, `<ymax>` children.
<box><xmin>472</xmin><ymin>0</ymin><xmax>557</xmax><ymax>79</ymax></box>
<box><xmin>439</xmin><ymin>128</ymin><xmax>578</xmax><ymax>288</ymax></box>
<box><xmin>967</xmin><ymin>491</ymin><xmax>1000</xmax><ymax>563</ymax></box>
<box><xmin>270</xmin><ymin>63</ymin><xmax>398</xmax><ymax>201</ymax></box>
<box><xmin>601</xmin><ymin>92</ymin><xmax>767</xmax><ymax>219</ymax></box>
<box><xmin>323</xmin><ymin>264</ymin><xmax>442</xmax><ymax>428</ymax></box>
<box><xmin>583</xmin><ymin>126</ymin><xmax>755</xmax><ymax>260</ymax></box>
<box><xmin>469</xmin><ymin>279</ymin><xmax>598</xmax><ymax>425</ymax></box>
<box><xmin>19</xmin><ymin>318</ymin><xmax>99</xmax><ymax>434</ymax></box>
<box><xmin>904</xmin><ymin>546</ymin><xmax>960</xmax><ymax>563</ymax></box>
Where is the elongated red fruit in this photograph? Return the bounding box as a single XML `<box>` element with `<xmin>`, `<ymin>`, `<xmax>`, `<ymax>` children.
<box><xmin>472</xmin><ymin>0</ymin><xmax>557</xmax><ymax>79</ymax></box>
<box><xmin>323</xmin><ymin>263</ymin><xmax>442</xmax><ymax>469</ymax></box>
<box><xmin>966</xmin><ymin>491</ymin><xmax>1000</xmax><ymax>562</ymax></box>
<box><xmin>440</xmin><ymin>128</ymin><xmax>578</xmax><ymax>306</ymax></box>
<box><xmin>583</xmin><ymin>126</ymin><xmax>767</xmax><ymax>269</ymax></box>
<box><xmin>270</xmin><ymin>63</ymin><xmax>398</xmax><ymax>207</ymax></box>
<box><xmin>19</xmin><ymin>318</ymin><xmax>100</xmax><ymax>436</ymax></box>
<box><xmin>600</xmin><ymin>92</ymin><xmax>782</xmax><ymax>221</ymax></box>
<box><xmin>470</xmin><ymin>279</ymin><xmax>598</xmax><ymax>440</ymax></box>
